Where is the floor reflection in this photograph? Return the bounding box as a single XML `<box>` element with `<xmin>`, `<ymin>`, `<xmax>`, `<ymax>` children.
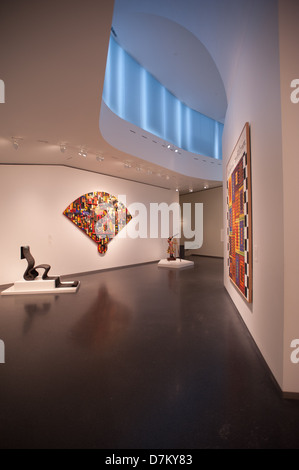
<box><xmin>71</xmin><ymin>285</ymin><xmax>131</xmax><ymax>349</ymax></box>
<box><xmin>168</xmin><ymin>269</ymin><xmax>179</xmax><ymax>293</ymax></box>
<box><xmin>23</xmin><ymin>296</ymin><xmax>58</xmax><ymax>334</ymax></box>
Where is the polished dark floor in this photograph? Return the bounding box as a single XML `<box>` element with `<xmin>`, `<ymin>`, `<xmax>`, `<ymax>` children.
<box><xmin>1</xmin><ymin>256</ymin><xmax>299</xmax><ymax>449</ymax></box>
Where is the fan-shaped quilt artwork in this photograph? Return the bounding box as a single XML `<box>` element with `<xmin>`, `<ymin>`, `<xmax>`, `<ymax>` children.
<box><xmin>63</xmin><ymin>192</ymin><xmax>132</xmax><ymax>254</ymax></box>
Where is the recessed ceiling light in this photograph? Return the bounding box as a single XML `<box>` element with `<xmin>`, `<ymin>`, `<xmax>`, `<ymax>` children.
<box><xmin>124</xmin><ymin>162</ymin><xmax>132</xmax><ymax>169</ymax></box>
<box><xmin>60</xmin><ymin>144</ymin><xmax>67</xmax><ymax>153</ymax></box>
<box><xmin>96</xmin><ymin>155</ymin><xmax>104</xmax><ymax>162</ymax></box>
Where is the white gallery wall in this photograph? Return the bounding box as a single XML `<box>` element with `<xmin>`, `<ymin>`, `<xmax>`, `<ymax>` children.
<box><xmin>180</xmin><ymin>187</ymin><xmax>223</xmax><ymax>258</ymax></box>
<box><xmin>0</xmin><ymin>165</ymin><xmax>178</xmax><ymax>286</ymax></box>
<box><xmin>222</xmin><ymin>0</ymin><xmax>285</xmax><ymax>388</ymax></box>
<box><xmin>279</xmin><ymin>0</ymin><xmax>299</xmax><ymax>395</ymax></box>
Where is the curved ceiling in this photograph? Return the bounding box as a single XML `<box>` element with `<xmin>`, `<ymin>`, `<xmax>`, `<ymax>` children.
<box><xmin>112</xmin><ymin>0</ymin><xmax>251</xmax><ymax>103</ymax></box>
<box><xmin>111</xmin><ymin>11</ymin><xmax>227</xmax><ymax>123</ymax></box>
<box><xmin>0</xmin><ymin>0</ymin><xmax>252</xmax><ymax>194</ymax></box>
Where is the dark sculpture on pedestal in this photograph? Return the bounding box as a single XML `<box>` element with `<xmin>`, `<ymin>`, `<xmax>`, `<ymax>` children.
<box><xmin>21</xmin><ymin>246</ymin><xmax>79</xmax><ymax>289</ymax></box>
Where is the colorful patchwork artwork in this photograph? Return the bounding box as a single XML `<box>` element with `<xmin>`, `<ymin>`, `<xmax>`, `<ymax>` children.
<box><xmin>63</xmin><ymin>192</ymin><xmax>132</xmax><ymax>254</ymax></box>
<box><xmin>227</xmin><ymin>123</ymin><xmax>252</xmax><ymax>302</ymax></box>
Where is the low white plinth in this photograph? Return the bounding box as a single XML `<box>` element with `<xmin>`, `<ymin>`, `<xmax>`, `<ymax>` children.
<box><xmin>1</xmin><ymin>278</ymin><xmax>80</xmax><ymax>296</ymax></box>
<box><xmin>158</xmin><ymin>259</ymin><xmax>194</xmax><ymax>270</ymax></box>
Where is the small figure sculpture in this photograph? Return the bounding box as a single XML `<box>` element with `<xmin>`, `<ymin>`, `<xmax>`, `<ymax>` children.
<box><xmin>167</xmin><ymin>236</ymin><xmax>177</xmax><ymax>261</ymax></box>
<box><xmin>21</xmin><ymin>246</ymin><xmax>79</xmax><ymax>289</ymax></box>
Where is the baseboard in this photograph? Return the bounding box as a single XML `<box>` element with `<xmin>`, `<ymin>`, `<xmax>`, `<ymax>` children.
<box><xmin>282</xmin><ymin>392</ymin><xmax>299</xmax><ymax>400</ymax></box>
<box><xmin>190</xmin><ymin>254</ymin><xmax>224</xmax><ymax>259</ymax></box>
<box><xmin>0</xmin><ymin>283</ymin><xmax>13</xmax><ymax>291</ymax></box>
<box><xmin>61</xmin><ymin>260</ymin><xmax>160</xmax><ymax>280</ymax></box>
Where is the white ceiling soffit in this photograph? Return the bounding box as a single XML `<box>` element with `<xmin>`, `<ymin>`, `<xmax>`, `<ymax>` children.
<box><xmin>100</xmin><ymin>102</ymin><xmax>223</xmax><ymax>182</ymax></box>
<box><xmin>111</xmin><ymin>9</ymin><xmax>227</xmax><ymax>123</ymax></box>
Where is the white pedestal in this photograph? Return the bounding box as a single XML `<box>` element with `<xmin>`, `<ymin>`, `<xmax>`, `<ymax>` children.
<box><xmin>158</xmin><ymin>259</ymin><xmax>194</xmax><ymax>270</ymax></box>
<box><xmin>1</xmin><ymin>278</ymin><xmax>80</xmax><ymax>296</ymax></box>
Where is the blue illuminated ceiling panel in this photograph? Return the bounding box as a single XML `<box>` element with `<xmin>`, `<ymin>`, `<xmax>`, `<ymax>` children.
<box><xmin>102</xmin><ymin>36</ymin><xmax>223</xmax><ymax>160</ymax></box>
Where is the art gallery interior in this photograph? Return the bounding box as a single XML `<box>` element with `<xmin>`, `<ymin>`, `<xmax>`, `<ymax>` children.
<box><xmin>0</xmin><ymin>0</ymin><xmax>299</xmax><ymax>449</ymax></box>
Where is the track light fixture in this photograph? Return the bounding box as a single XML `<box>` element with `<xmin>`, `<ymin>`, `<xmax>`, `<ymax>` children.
<box><xmin>78</xmin><ymin>148</ymin><xmax>87</xmax><ymax>158</ymax></box>
<box><xmin>11</xmin><ymin>137</ymin><xmax>20</xmax><ymax>150</ymax></box>
<box><xmin>166</xmin><ymin>143</ymin><xmax>180</xmax><ymax>154</ymax></box>
<box><xmin>96</xmin><ymin>154</ymin><xmax>104</xmax><ymax>162</ymax></box>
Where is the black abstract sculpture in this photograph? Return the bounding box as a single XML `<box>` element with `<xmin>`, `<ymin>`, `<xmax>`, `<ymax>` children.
<box><xmin>21</xmin><ymin>246</ymin><xmax>79</xmax><ymax>289</ymax></box>
<box><xmin>21</xmin><ymin>246</ymin><xmax>50</xmax><ymax>281</ymax></box>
